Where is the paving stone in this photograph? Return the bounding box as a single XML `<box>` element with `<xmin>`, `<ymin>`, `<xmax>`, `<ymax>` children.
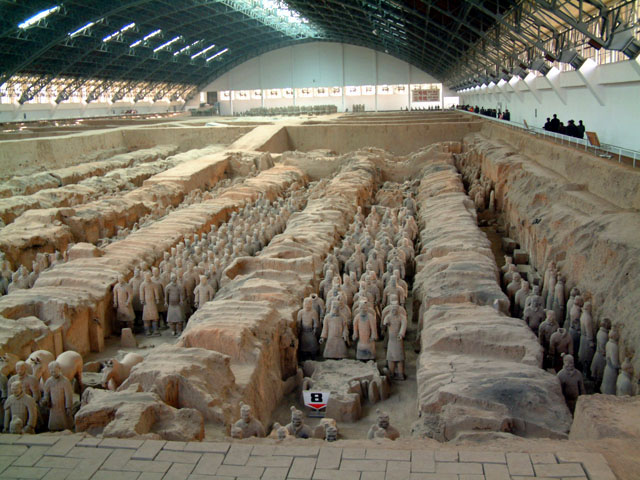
<box><xmin>138</xmin><ymin>474</ymin><xmax>164</xmax><ymax>480</ymax></box>
<box><xmin>16</xmin><ymin>437</ymin><xmax>60</xmax><ymax>446</ymax></box>
<box><xmin>459</xmin><ymin>475</ymin><xmax>486</xmax><ymax>480</ymax></box>
<box><xmin>215</xmin><ymin>464</ymin><xmax>264</xmax><ymax>478</ymax></box>
<box><xmin>75</xmin><ymin>438</ymin><xmax>101</xmax><ymax>448</ymax></box>
<box><xmin>317</xmin><ymin>447</ymin><xmax>341</xmax><ymax>470</ymax></box>
<box><xmin>459</xmin><ymin>452</ymin><xmax>505</xmax><ymax>464</ymax></box>
<box><xmin>410</xmin><ymin>450</ymin><xmax>435</xmax><ymax>473</ymax></box>
<box><xmin>311</xmin><ymin>469</ymin><xmax>360</xmax><ymax>480</ymax></box>
<box><xmin>0</xmin><ymin>444</ymin><xmax>28</xmax><ymax>456</ymax></box>
<box><xmin>434</xmin><ymin>450</ymin><xmax>457</xmax><ymax>462</ymax></box>
<box><xmin>262</xmin><ymin>466</ymin><xmax>288</xmax><ymax>479</ymax></box>
<box><xmin>409</xmin><ymin>474</ymin><xmax>457</xmax><ymax>480</ymax></box>
<box><xmin>65</xmin><ymin>458</ymin><xmax>108</xmax><ymax>480</ymax></box>
<box><xmin>12</xmin><ymin>446</ymin><xmax>49</xmax><ymax>467</ymax></box>
<box><xmin>483</xmin><ymin>463</ymin><xmax>510</xmax><ymax>480</ymax></box>
<box><xmin>288</xmin><ymin>457</ymin><xmax>317</xmax><ymax>479</ymax></box>
<box><xmin>341</xmin><ymin>448</ymin><xmax>365</xmax><ymax>459</ymax></box>
<box><xmin>192</xmin><ymin>453</ymin><xmax>225</xmax><ymax>476</ymax></box>
<box><xmin>250</xmin><ymin>445</ymin><xmax>277</xmax><ymax>457</ymax></box>
<box><xmin>66</xmin><ymin>447</ymin><xmax>113</xmax><ymax>461</ymax></box>
<box><xmin>0</xmin><ymin>466</ymin><xmax>51</xmax><ymax>479</ymax></box>
<box><xmin>41</xmin><ymin>468</ymin><xmax>72</xmax><ymax>480</ymax></box>
<box><xmin>365</xmin><ymin>449</ymin><xmax>409</xmax><ymax>461</ymax></box>
<box><xmin>99</xmin><ymin>438</ymin><xmax>144</xmax><ymax>449</ymax></box>
<box><xmin>506</xmin><ymin>453</ymin><xmax>534</xmax><ymax>476</ymax></box>
<box><xmin>0</xmin><ymin>434</ymin><xmax>22</xmax><ymax>444</ymax></box>
<box><xmin>435</xmin><ymin>462</ymin><xmax>483</xmax><ymax>475</ymax></box>
<box><xmin>46</xmin><ymin>436</ymin><xmax>83</xmax><ymax>457</ymax></box>
<box><xmin>529</xmin><ymin>453</ymin><xmax>557</xmax><ymax>464</ymax></box>
<box><xmin>155</xmin><ymin>451</ymin><xmax>202</xmax><ymax>464</ymax></box>
<box><xmin>163</xmin><ymin>462</ymin><xmax>196</xmax><ymax>480</ymax></box>
<box><xmin>385</xmin><ymin>460</ymin><xmax>410</xmax><ymax>480</ymax></box>
<box><xmin>163</xmin><ymin>441</ymin><xmax>187</xmax><ymax>451</ymax></box>
<box><xmin>185</xmin><ymin>443</ymin><xmax>230</xmax><ymax>454</ymax></box>
<box><xmin>555</xmin><ymin>452</ymin><xmax>616</xmax><ymax>480</ymax></box>
<box><xmin>533</xmin><ymin>463</ymin><xmax>587</xmax><ymax>477</ymax></box>
<box><xmin>339</xmin><ymin>460</ymin><xmax>386</xmax><ymax>472</ymax></box>
<box><xmin>92</xmin><ymin>471</ymin><xmax>140</xmax><ymax>480</ymax></box>
<box><xmin>101</xmin><ymin>448</ymin><xmax>135</xmax><ymax>470</ymax></box>
<box><xmin>0</xmin><ymin>456</ymin><xmax>15</xmax><ymax>473</ymax></box>
<box><xmin>274</xmin><ymin>446</ymin><xmax>319</xmax><ymax>457</ymax></box>
<box><xmin>123</xmin><ymin>460</ymin><xmax>172</xmax><ymax>473</ymax></box>
<box><xmin>188</xmin><ymin>475</ymin><xmax>234</xmax><ymax>480</ymax></box>
<box><xmin>223</xmin><ymin>444</ymin><xmax>252</xmax><ymax>465</ymax></box>
<box><xmin>132</xmin><ymin>440</ymin><xmax>166</xmax><ymax>461</ymax></box>
<box><xmin>35</xmin><ymin>456</ymin><xmax>80</xmax><ymax>469</ymax></box>
<box><xmin>360</xmin><ymin>472</ymin><xmax>384</xmax><ymax>480</ymax></box>
<box><xmin>246</xmin><ymin>456</ymin><xmax>293</xmax><ymax>468</ymax></box>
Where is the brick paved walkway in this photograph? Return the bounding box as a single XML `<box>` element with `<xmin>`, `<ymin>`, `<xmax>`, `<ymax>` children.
<box><xmin>0</xmin><ymin>434</ymin><xmax>616</xmax><ymax>480</ymax></box>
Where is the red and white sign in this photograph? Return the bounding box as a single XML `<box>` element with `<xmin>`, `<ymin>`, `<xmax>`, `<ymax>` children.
<box><xmin>302</xmin><ymin>391</ymin><xmax>331</xmax><ymax>410</ymax></box>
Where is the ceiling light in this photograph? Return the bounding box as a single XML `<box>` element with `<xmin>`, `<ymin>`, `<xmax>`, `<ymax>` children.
<box><xmin>68</xmin><ymin>21</ymin><xmax>95</xmax><ymax>37</ymax></box>
<box><xmin>191</xmin><ymin>44</ymin><xmax>216</xmax><ymax>59</ymax></box>
<box><xmin>18</xmin><ymin>6</ymin><xmax>60</xmax><ymax>29</ymax></box>
<box><xmin>154</xmin><ymin>35</ymin><xmax>182</xmax><ymax>53</ymax></box>
<box><xmin>206</xmin><ymin>48</ymin><xmax>229</xmax><ymax>62</ymax></box>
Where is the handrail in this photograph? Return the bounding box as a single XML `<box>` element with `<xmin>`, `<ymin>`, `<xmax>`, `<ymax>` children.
<box><xmin>457</xmin><ymin>109</ymin><xmax>639</xmax><ymax>168</ymax></box>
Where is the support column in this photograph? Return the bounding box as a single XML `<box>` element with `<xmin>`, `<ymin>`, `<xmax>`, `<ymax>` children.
<box><xmin>341</xmin><ymin>43</ymin><xmax>346</xmax><ymax>112</ymax></box>
<box><xmin>374</xmin><ymin>50</ymin><xmax>379</xmax><ymax>112</ymax></box>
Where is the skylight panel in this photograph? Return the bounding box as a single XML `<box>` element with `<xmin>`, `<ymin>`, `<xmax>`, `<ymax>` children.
<box><xmin>224</xmin><ymin>0</ymin><xmax>320</xmax><ymax>38</ymax></box>
<box><xmin>18</xmin><ymin>5</ymin><xmax>60</xmax><ymax>29</ymax></box>
<box><xmin>191</xmin><ymin>44</ymin><xmax>216</xmax><ymax>59</ymax></box>
<box><xmin>206</xmin><ymin>48</ymin><xmax>229</xmax><ymax>62</ymax></box>
<box><xmin>103</xmin><ymin>22</ymin><xmax>136</xmax><ymax>42</ymax></box>
<box><xmin>154</xmin><ymin>36</ymin><xmax>182</xmax><ymax>53</ymax></box>
<box><xmin>68</xmin><ymin>21</ymin><xmax>95</xmax><ymax>38</ymax></box>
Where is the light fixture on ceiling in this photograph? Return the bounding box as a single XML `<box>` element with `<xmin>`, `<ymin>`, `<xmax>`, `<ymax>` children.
<box><xmin>530</xmin><ymin>58</ymin><xmax>551</xmax><ymax>76</ymax></box>
<box><xmin>559</xmin><ymin>49</ymin><xmax>586</xmax><ymax>70</ymax></box>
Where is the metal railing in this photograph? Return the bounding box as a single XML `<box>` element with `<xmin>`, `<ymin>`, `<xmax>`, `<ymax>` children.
<box><xmin>458</xmin><ymin>109</ymin><xmax>639</xmax><ymax>168</ymax></box>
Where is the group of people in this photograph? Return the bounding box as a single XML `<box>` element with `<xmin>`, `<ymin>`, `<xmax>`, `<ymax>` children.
<box><xmin>543</xmin><ymin>114</ymin><xmax>586</xmax><ymax>138</ymax></box>
<box><xmin>458</xmin><ymin>105</ymin><xmax>511</xmax><ymax>121</ymax></box>
<box><xmin>297</xmin><ymin>186</ymin><xmax>418</xmax><ymax>381</ymax></box>
<box><xmin>112</xmin><ymin>188</ymin><xmax>307</xmax><ymax>336</ymax></box>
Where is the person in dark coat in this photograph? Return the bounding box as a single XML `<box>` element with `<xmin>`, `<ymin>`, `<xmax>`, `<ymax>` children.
<box><xmin>549</xmin><ymin>114</ymin><xmax>560</xmax><ymax>132</ymax></box>
<box><xmin>566</xmin><ymin>120</ymin><xmax>580</xmax><ymax>138</ymax></box>
<box><xmin>577</xmin><ymin>120</ymin><xmax>585</xmax><ymax>139</ymax></box>
<box><xmin>544</xmin><ymin>117</ymin><xmax>552</xmax><ymax>130</ymax></box>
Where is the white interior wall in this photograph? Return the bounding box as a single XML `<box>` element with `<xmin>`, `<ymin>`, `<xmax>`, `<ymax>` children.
<box><xmin>0</xmin><ymin>100</ymin><xmax>183</xmax><ymax>123</ymax></box>
<box><xmin>459</xmin><ymin>58</ymin><xmax>640</xmax><ymax>151</ymax></box>
<box><xmin>195</xmin><ymin>42</ymin><xmax>451</xmax><ymax>114</ymax></box>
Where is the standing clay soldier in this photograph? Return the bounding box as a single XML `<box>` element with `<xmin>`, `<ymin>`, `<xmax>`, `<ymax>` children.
<box><xmin>8</xmin><ymin>361</ymin><xmax>40</xmax><ymax>402</ymax></box>
<box><xmin>513</xmin><ymin>280</ymin><xmax>530</xmax><ymax>318</ymax></box>
<box><xmin>549</xmin><ymin>327</ymin><xmax>573</xmax><ymax>372</ymax></box>
<box><xmin>538</xmin><ymin>311</ymin><xmax>559</xmax><ymax>366</ymax></box>
<box><xmin>128</xmin><ymin>267</ymin><xmax>144</xmax><ymax>318</ymax></box>
<box><xmin>552</xmin><ymin>276</ymin><xmax>565</xmax><ymax>323</ymax></box>
<box><xmin>140</xmin><ymin>272</ymin><xmax>160</xmax><ymax>336</ymax></box>
<box><xmin>193</xmin><ymin>275</ymin><xmax>215</xmax><ymax>310</ymax></box>
<box><xmin>568</xmin><ymin>295</ymin><xmax>584</xmax><ymax>352</ymax></box>
<box><xmin>367</xmin><ymin>410</ymin><xmax>399</xmax><ymax>440</ymax></box>
<box><xmin>557</xmin><ymin>354</ymin><xmax>585</xmax><ymax>414</ymax></box>
<box><xmin>3</xmin><ymin>382</ymin><xmax>37</xmax><ymax>433</ymax></box>
<box><xmin>309</xmin><ymin>293</ymin><xmax>325</xmax><ymax>323</ymax></box>
<box><xmin>320</xmin><ymin>303</ymin><xmax>349</xmax><ymax>359</ymax></box>
<box><xmin>297</xmin><ymin>298</ymin><xmax>320</xmax><ymax>360</ymax></box>
<box><xmin>564</xmin><ymin>287</ymin><xmax>580</xmax><ymax>329</ymax></box>
<box><xmin>383</xmin><ymin>304</ymin><xmax>406</xmax><ymax>380</ymax></box>
<box><xmin>232</xmin><ymin>402</ymin><xmax>265</xmax><ymax>438</ymax></box>
<box><xmin>506</xmin><ymin>272</ymin><xmax>522</xmax><ymax>303</ymax></box>
<box><xmin>353</xmin><ymin>307</ymin><xmax>378</xmax><ymax>361</ymax></box>
<box><xmin>164</xmin><ymin>274</ymin><xmax>185</xmax><ymax>336</ymax></box>
<box><xmin>151</xmin><ymin>267</ymin><xmax>166</xmax><ymax>329</ymax></box>
<box><xmin>616</xmin><ymin>358</ymin><xmax>634</xmax><ymax>396</ymax></box>
<box><xmin>285</xmin><ymin>406</ymin><xmax>312</xmax><ymax>439</ymax></box>
<box><xmin>113</xmin><ymin>275</ymin><xmax>135</xmax><ymax>331</ymax></box>
<box><xmin>577</xmin><ymin>301</ymin><xmax>595</xmax><ymax>373</ymax></box>
<box><xmin>524</xmin><ymin>297</ymin><xmax>546</xmax><ymax>336</ymax></box>
<box><xmin>41</xmin><ymin>361</ymin><xmax>73</xmax><ymax>431</ymax></box>
<box><xmin>545</xmin><ymin>270</ymin><xmax>557</xmax><ymax>311</ymax></box>
<box><xmin>601</xmin><ymin>327</ymin><xmax>620</xmax><ymax>394</ymax></box>
<box><xmin>590</xmin><ymin>318</ymin><xmax>610</xmax><ymax>387</ymax></box>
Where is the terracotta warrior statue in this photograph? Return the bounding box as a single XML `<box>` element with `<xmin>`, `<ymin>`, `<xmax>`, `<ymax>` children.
<box><xmin>297</xmin><ymin>297</ymin><xmax>320</xmax><ymax>360</ymax></box>
<box><xmin>557</xmin><ymin>354</ymin><xmax>585</xmax><ymax>414</ymax></box>
<box><xmin>8</xmin><ymin>361</ymin><xmax>40</xmax><ymax>403</ymax></box>
<box><xmin>164</xmin><ymin>273</ymin><xmax>186</xmax><ymax>336</ymax></box>
<box><xmin>564</xmin><ymin>287</ymin><xmax>580</xmax><ymax>329</ymax></box>
<box><xmin>113</xmin><ymin>275</ymin><xmax>135</xmax><ymax>331</ymax></box>
<box><xmin>383</xmin><ymin>304</ymin><xmax>407</xmax><ymax>380</ymax></box>
<box><xmin>549</xmin><ymin>327</ymin><xmax>573</xmax><ymax>372</ymax></box>
<box><xmin>128</xmin><ymin>267</ymin><xmax>144</xmax><ymax>317</ymax></box>
<box><xmin>140</xmin><ymin>272</ymin><xmax>160</xmax><ymax>336</ymax></box>
<box><xmin>601</xmin><ymin>327</ymin><xmax>620</xmax><ymax>395</ymax></box>
<box><xmin>3</xmin><ymin>382</ymin><xmax>37</xmax><ymax>434</ymax></box>
<box><xmin>577</xmin><ymin>301</ymin><xmax>595</xmax><ymax>373</ymax></box>
<box><xmin>616</xmin><ymin>358</ymin><xmax>634</xmax><ymax>396</ymax></box>
<box><xmin>41</xmin><ymin>361</ymin><xmax>73</xmax><ymax>431</ymax></box>
<box><xmin>320</xmin><ymin>303</ymin><xmax>349</xmax><ymax>359</ymax></box>
<box><xmin>524</xmin><ymin>296</ymin><xmax>546</xmax><ymax>336</ymax></box>
<box><xmin>193</xmin><ymin>275</ymin><xmax>215</xmax><ymax>310</ymax></box>
<box><xmin>590</xmin><ymin>318</ymin><xmax>610</xmax><ymax>387</ymax></box>
<box><xmin>232</xmin><ymin>402</ymin><xmax>266</xmax><ymax>438</ymax></box>
<box><xmin>285</xmin><ymin>406</ymin><xmax>312</xmax><ymax>439</ymax></box>
<box><xmin>367</xmin><ymin>409</ymin><xmax>399</xmax><ymax>440</ymax></box>
<box><xmin>538</xmin><ymin>311</ymin><xmax>559</xmax><ymax>368</ymax></box>
<box><xmin>353</xmin><ymin>306</ymin><xmax>378</xmax><ymax>361</ymax></box>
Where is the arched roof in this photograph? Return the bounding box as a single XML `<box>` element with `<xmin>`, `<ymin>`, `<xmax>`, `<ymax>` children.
<box><xmin>0</xmin><ymin>0</ymin><xmax>638</xmax><ymax>102</ymax></box>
